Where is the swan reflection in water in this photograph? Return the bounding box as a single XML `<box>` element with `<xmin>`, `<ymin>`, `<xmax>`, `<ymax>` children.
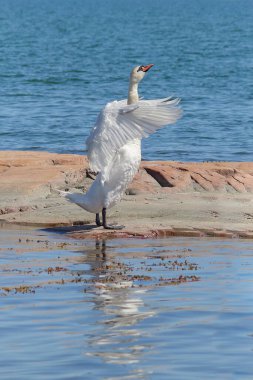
<box><xmin>80</xmin><ymin>240</ymin><xmax>156</xmax><ymax>374</ymax></box>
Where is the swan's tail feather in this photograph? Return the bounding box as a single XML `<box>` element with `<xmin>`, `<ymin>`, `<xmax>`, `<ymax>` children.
<box><xmin>55</xmin><ymin>189</ymin><xmax>78</xmax><ymax>203</ymax></box>
<box><xmin>56</xmin><ymin>189</ymin><xmax>88</xmax><ymax>209</ymax></box>
<box><xmin>55</xmin><ymin>187</ymin><xmax>99</xmax><ymax>214</ymax></box>
<box><xmin>55</xmin><ymin>189</ymin><xmax>70</xmax><ymax>198</ymax></box>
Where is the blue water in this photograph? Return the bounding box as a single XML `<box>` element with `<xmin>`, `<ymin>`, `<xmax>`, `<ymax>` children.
<box><xmin>1</xmin><ymin>228</ymin><xmax>253</xmax><ymax>379</ymax></box>
<box><xmin>0</xmin><ymin>0</ymin><xmax>253</xmax><ymax>161</ymax></box>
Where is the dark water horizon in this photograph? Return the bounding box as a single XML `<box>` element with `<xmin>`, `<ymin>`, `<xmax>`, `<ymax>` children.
<box><xmin>0</xmin><ymin>0</ymin><xmax>253</xmax><ymax>162</ymax></box>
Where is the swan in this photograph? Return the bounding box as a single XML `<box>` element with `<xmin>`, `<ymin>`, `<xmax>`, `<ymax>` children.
<box><xmin>60</xmin><ymin>64</ymin><xmax>181</xmax><ymax>229</ymax></box>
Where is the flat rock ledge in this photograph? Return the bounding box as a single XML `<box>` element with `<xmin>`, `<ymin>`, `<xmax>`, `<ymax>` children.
<box><xmin>67</xmin><ymin>226</ymin><xmax>253</xmax><ymax>240</ymax></box>
<box><xmin>1</xmin><ymin>151</ymin><xmax>253</xmax><ymax>239</ymax></box>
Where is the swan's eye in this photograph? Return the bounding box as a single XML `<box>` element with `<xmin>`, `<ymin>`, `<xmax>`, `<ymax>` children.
<box><xmin>137</xmin><ymin>65</ymin><xmax>144</xmax><ymax>72</ymax></box>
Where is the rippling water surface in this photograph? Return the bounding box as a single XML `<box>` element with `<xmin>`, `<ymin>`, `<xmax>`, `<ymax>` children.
<box><xmin>0</xmin><ymin>0</ymin><xmax>253</xmax><ymax>161</ymax></box>
<box><xmin>1</xmin><ymin>227</ymin><xmax>253</xmax><ymax>379</ymax></box>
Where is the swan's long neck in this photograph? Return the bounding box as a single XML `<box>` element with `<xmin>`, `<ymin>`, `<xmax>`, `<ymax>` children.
<box><xmin>127</xmin><ymin>80</ymin><xmax>139</xmax><ymax>105</ymax></box>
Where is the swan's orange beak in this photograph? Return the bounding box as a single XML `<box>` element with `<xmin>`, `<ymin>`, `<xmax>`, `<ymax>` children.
<box><xmin>142</xmin><ymin>64</ymin><xmax>154</xmax><ymax>72</ymax></box>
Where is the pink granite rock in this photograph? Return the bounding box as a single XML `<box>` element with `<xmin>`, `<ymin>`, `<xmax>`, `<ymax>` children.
<box><xmin>0</xmin><ymin>151</ymin><xmax>88</xmax><ymax>201</ymax></box>
<box><xmin>1</xmin><ymin>152</ymin><xmax>253</xmax><ymax>234</ymax></box>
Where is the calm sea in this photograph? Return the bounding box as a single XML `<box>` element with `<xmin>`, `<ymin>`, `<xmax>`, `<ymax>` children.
<box><xmin>2</xmin><ymin>228</ymin><xmax>253</xmax><ymax>379</ymax></box>
<box><xmin>0</xmin><ymin>0</ymin><xmax>252</xmax><ymax>162</ymax></box>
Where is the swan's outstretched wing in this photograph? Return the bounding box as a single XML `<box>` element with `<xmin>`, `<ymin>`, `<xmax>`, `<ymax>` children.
<box><xmin>86</xmin><ymin>97</ymin><xmax>181</xmax><ymax>172</ymax></box>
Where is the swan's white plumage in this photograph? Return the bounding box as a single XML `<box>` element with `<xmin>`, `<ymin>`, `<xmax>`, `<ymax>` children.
<box><xmin>86</xmin><ymin>97</ymin><xmax>181</xmax><ymax>173</ymax></box>
<box><xmin>60</xmin><ymin>65</ymin><xmax>181</xmax><ymax>217</ymax></box>
<box><xmin>59</xmin><ymin>139</ymin><xmax>141</xmax><ymax>214</ymax></box>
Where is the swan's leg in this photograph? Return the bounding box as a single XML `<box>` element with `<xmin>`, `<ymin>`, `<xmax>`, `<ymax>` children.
<box><xmin>102</xmin><ymin>208</ymin><xmax>125</xmax><ymax>230</ymax></box>
<box><xmin>96</xmin><ymin>213</ymin><xmax>102</xmax><ymax>227</ymax></box>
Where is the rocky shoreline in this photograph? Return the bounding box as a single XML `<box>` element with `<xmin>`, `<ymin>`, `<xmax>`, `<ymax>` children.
<box><xmin>1</xmin><ymin>151</ymin><xmax>253</xmax><ymax>239</ymax></box>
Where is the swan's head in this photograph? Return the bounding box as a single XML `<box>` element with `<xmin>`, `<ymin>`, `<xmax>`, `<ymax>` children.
<box><xmin>130</xmin><ymin>64</ymin><xmax>154</xmax><ymax>84</ymax></box>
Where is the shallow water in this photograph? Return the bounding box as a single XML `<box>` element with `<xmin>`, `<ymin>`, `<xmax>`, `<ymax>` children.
<box><xmin>0</xmin><ymin>0</ymin><xmax>253</xmax><ymax>161</ymax></box>
<box><xmin>1</xmin><ymin>227</ymin><xmax>253</xmax><ymax>379</ymax></box>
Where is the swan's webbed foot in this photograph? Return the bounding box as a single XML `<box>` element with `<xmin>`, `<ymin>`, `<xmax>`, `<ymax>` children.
<box><xmin>104</xmin><ymin>224</ymin><xmax>125</xmax><ymax>230</ymax></box>
<box><xmin>95</xmin><ymin>213</ymin><xmax>102</xmax><ymax>227</ymax></box>
<box><xmin>102</xmin><ymin>208</ymin><xmax>125</xmax><ymax>230</ymax></box>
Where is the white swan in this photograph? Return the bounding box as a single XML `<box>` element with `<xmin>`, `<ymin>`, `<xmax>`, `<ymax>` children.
<box><xmin>61</xmin><ymin>64</ymin><xmax>181</xmax><ymax>229</ymax></box>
